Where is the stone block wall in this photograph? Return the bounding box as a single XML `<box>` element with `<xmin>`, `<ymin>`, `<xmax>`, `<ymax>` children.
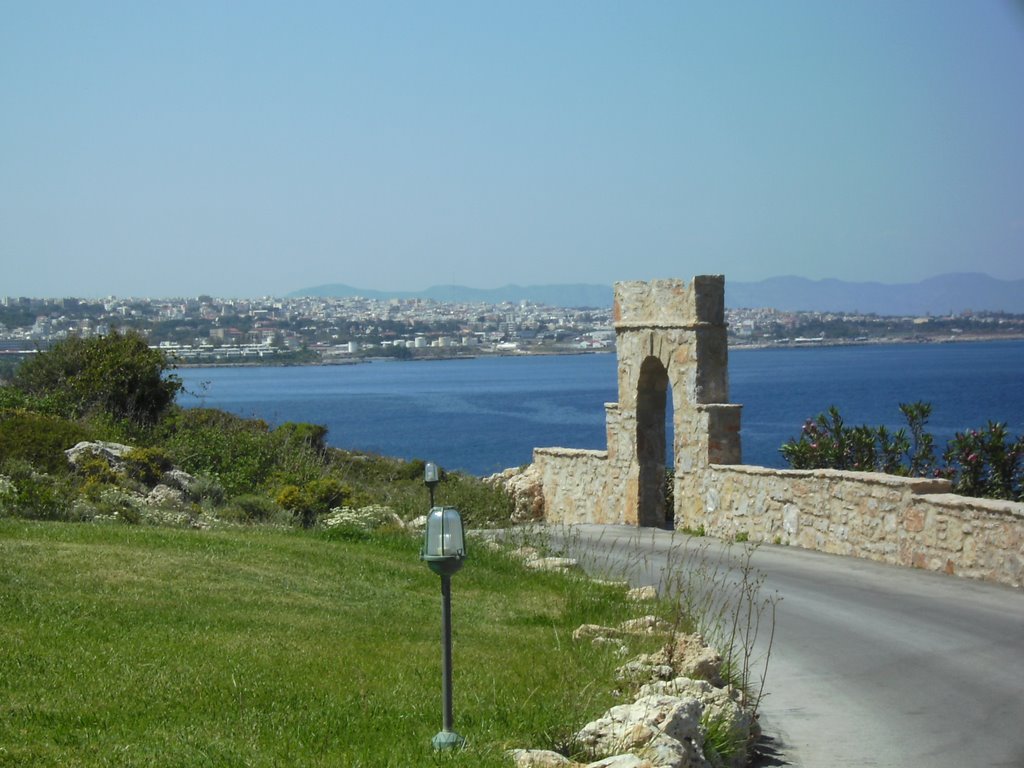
<box><xmin>677</xmin><ymin>464</ymin><xmax>1023</xmax><ymax>588</ymax></box>
<box><xmin>528</xmin><ymin>276</ymin><xmax>1023</xmax><ymax>588</ymax></box>
<box><xmin>534</xmin><ymin>448</ymin><xmax>615</xmax><ymax>525</ymax></box>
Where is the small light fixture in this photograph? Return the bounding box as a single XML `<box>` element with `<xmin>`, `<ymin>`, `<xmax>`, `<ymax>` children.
<box><xmin>421</xmin><ymin>503</ymin><xmax>466</xmax><ymax>750</ymax></box>
<box><xmin>424</xmin><ymin>461</ymin><xmax>440</xmax><ymax>508</ymax></box>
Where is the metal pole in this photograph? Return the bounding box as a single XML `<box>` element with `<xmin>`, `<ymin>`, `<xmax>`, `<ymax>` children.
<box><xmin>431</xmin><ymin>573</ymin><xmax>463</xmax><ymax>750</ymax></box>
<box><xmin>440</xmin><ymin>572</ymin><xmax>454</xmax><ymax>733</ymax></box>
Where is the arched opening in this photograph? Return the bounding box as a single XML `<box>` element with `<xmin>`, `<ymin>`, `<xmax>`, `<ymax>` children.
<box><xmin>636</xmin><ymin>356</ymin><xmax>672</xmax><ymax>528</ymax></box>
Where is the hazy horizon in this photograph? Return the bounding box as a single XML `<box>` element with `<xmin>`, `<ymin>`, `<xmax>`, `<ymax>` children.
<box><xmin>4</xmin><ymin>270</ymin><xmax>1021</xmax><ymax>306</ymax></box>
<box><xmin>3</xmin><ymin>2</ymin><xmax>1023</xmax><ymax>298</ymax></box>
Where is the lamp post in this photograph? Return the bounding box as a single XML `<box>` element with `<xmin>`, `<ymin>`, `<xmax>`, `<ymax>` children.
<box><xmin>424</xmin><ymin>461</ymin><xmax>439</xmax><ymax>508</ymax></box>
<box><xmin>420</xmin><ymin>467</ymin><xmax>466</xmax><ymax>751</ymax></box>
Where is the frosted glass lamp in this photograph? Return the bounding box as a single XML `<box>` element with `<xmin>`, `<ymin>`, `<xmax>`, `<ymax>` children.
<box><xmin>421</xmin><ymin>506</ymin><xmax>466</xmax><ymax>576</ymax></box>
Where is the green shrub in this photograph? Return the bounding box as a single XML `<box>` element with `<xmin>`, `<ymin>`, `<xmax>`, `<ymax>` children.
<box><xmin>427</xmin><ymin>470</ymin><xmax>514</xmax><ymax>528</ymax></box>
<box><xmin>273</xmin><ymin>422</ymin><xmax>328</xmax><ymax>454</ymax></box>
<box><xmin>187</xmin><ymin>474</ymin><xmax>226</xmax><ymax>506</ymax></box>
<box><xmin>780</xmin><ymin>405</ymin><xmax>915</xmax><ymax>472</ymax></box>
<box><xmin>0</xmin><ymin>385</ymin><xmax>30</xmax><ymax>410</ymax></box>
<box><xmin>0</xmin><ymin>410</ymin><xmax>92</xmax><ymax>474</ymax></box>
<box><xmin>275</xmin><ymin>476</ymin><xmax>351</xmax><ymax>528</ymax></box>
<box><xmin>12</xmin><ymin>331</ymin><xmax>181</xmax><ymax>425</ymax></box>
<box><xmin>92</xmin><ymin>488</ymin><xmax>143</xmax><ymax>524</ymax></box>
<box><xmin>73</xmin><ymin>453</ymin><xmax>120</xmax><ymax>487</ymax></box>
<box><xmin>123</xmin><ymin>447</ymin><xmax>172</xmax><ymax>487</ymax></box>
<box><xmin>0</xmin><ymin>459</ymin><xmax>74</xmax><ymax>520</ymax></box>
<box><xmin>218</xmin><ymin>493</ymin><xmax>284</xmax><ymax>524</ymax></box>
<box><xmin>163</xmin><ymin>408</ymin><xmax>278</xmax><ymax>496</ymax></box>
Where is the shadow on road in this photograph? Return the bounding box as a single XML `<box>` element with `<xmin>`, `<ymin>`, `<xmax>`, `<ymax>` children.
<box><xmin>751</xmin><ymin>733</ymin><xmax>790</xmax><ymax>767</ymax></box>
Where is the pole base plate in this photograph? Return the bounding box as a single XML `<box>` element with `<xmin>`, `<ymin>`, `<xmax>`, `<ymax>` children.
<box><xmin>432</xmin><ymin>730</ymin><xmax>465</xmax><ymax>750</ymax></box>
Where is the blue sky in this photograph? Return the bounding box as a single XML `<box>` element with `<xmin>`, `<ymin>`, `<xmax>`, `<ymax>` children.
<box><xmin>2</xmin><ymin>1</ymin><xmax>1023</xmax><ymax>298</ymax></box>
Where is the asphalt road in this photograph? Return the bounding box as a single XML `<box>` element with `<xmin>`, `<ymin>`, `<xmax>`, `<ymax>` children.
<box><xmin>550</xmin><ymin>524</ymin><xmax>1024</xmax><ymax>768</ymax></box>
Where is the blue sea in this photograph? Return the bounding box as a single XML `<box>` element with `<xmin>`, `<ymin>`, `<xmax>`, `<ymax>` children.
<box><xmin>177</xmin><ymin>340</ymin><xmax>1024</xmax><ymax>476</ymax></box>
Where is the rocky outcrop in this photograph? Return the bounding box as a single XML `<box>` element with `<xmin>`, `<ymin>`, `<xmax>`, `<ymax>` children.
<box><xmin>65</xmin><ymin>441</ymin><xmax>134</xmax><ymax>472</ymax></box>
<box><xmin>617</xmin><ymin>635</ymin><xmax>724</xmax><ymax>688</ymax></box>
<box><xmin>509</xmin><ymin>625</ymin><xmax>756</xmax><ymax>768</ymax></box>
<box><xmin>486</xmin><ymin>464</ymin><xmax>545</xmax><ymax>522</ymax></box>
<box><xmin>575</xmin><ymin>695</ymin><xmax>707</xmax><ymax>768</ymax></box>
<box><xmin>502</xmin><ymin>544</ymin><xmax>581</xmax><ymax>572</ymax></box>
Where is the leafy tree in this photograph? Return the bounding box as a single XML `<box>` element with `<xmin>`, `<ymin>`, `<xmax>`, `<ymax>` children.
<box><xmin>13</xmin><ymin>331</ymin><xmax>182</xmax><ymax>425</ymax></box>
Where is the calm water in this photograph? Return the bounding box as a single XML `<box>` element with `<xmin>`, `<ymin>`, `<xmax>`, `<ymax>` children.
<box><xmin>177</xmin><ymin>340</ymin><xmax>1024</xmax><ymax>476</ymax></box>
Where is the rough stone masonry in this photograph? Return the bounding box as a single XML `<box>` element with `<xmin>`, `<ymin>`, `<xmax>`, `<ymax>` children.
<box><xmin>507</xmin><ymin>276</ymin><xmax>1022</xmax><ymax>588</ymax></box>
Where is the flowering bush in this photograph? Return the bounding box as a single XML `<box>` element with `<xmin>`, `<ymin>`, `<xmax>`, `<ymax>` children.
<box><xmin>779</xmin><ymin>402</ymin><xmax>934</xmax><ymax>475</ymax></box>
<box><xmin>321</xmin><ymin>505</ymin><xmax>403</xmax><ymax>531</ymax></box>
<box><xmin>319</xmin><ymin>505</ymin><xmax>404</xmax><ymax>542</ymax></box>
<box><xmin>781</xmin><ymin>403</ymin><xmax>1021</xmax><ymax>502</ymax></box>
<box><xmin>940</xmin><ymin>423</ymin><xmax>1023</xmax><ymax>501</ymax></box>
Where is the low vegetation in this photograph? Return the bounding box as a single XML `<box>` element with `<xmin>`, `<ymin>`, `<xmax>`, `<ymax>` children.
<box><xmin>0</xmin><ymin>332</ymin><xmax>512</xmax><ymax>528</ymax></box>
<box><xmin>0</xmin><ymin>333</ymin><xmax>772</xmax><ymax>766</ymax></box>
<box><xmin>780</xmin><ymin>401</ymin><xmax>1023</xmax><ymax>501</ymax></box>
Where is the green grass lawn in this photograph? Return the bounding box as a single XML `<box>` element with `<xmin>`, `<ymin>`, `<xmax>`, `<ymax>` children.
<box><xmin>0</xmin><ymin>520</ymin><xmax>660</xmax><ymax>767</ymax></box>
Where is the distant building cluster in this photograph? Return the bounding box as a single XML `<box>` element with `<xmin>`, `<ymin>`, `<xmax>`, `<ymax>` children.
<box><xmin>1</xmin><ymin>294</ymin><xmax>1021</xmax><ymax>365</ymax></box>
<box><xmin>0</xmin><ymin>294</ymin><xmax>616</xmax><ymax>362</ymax></box>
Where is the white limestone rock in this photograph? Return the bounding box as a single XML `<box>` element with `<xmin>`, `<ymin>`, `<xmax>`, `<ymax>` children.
<box><xmin>621</xmin><ymin>635</ymin><xmax>723</xmax><ymax>687</ymax></box>
<box><xmin>663</xmin><ymin>635</ymin><xmax>723</xmax><ymax>686</ymax></box>
<box><xmin>526</xmin><ymin>556</ymin><xmax>580</xmax><ymax>572</ymax></box>
<box><xmin>161</xmin><ymin>469</ymin><xmax>196</xmax><ymax>493</ymax></box>
<box><xmin>575</xmin><ymin>616</ymin><xmax>671</xmax><ymax>645</ymax></box>
<box><xmin>585</xmin><ymin>755</ymin><xmax>655</xmax><ymax>767</ymax></box>
<box><xmin>575</xmin><ymin>695</ymin><xmax>708</xmax><ymax>768</ymax></box>
<box><xmin>485</xmin><ymin>463</ymin><xmax>545</xmax><ymax>522</ymax></box>
<box><xmin>639</xmin><ymin>678</ymin><xmax>757</xmax><ymax>768</ymax></box>
<box><xmin>618</xmin><ymin>616</ymin><xmax>673</xmax><ymax>635</ymax></box>
<box><xmin>146</xmin><ymin>484</ymin><xmax>186</xmax><ymax>507</ymax></box>
<box><xmin>508</xmin><ymin>749</ymin><xmax>578</xmax><ymax>767</ymax></box>
<box><xmin>616</xmin><ymin>657</ymin><xmax>676</xmax><ymax>684</ymax></box>
<box><xmin>65</xmin><ymin>441</ymin><xmax>133</xmax><ymax>472</ymax></box>
<box><xmin>627</xmin><ymin>585</ymin><xmax>659</xmax><ymax>601</ymax></box>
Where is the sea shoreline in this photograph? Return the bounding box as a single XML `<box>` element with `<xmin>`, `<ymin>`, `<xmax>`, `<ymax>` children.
<box><xmin>172</xmin><ymin>333</ymin><xmax>1024</xmax><ymax>368</ymax></box>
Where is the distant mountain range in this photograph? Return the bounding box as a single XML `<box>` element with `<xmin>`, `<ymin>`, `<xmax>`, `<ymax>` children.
<box><xmin>290</xmin><ymin>273</ymin><xmax>1024</xmax><ymax>315</ymax></box>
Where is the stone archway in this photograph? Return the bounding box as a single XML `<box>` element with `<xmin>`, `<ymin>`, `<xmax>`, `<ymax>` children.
<box><xmin>530</xmin><ymin>276</ymin><xmax>741</xmax><ymax>529</ymax></box>
<box><xmin>610</xmin><ymin>277</ymin><xmax>742</xmax><ymax>527</ymax></box>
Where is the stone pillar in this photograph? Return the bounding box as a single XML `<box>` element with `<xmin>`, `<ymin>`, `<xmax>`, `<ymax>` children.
<box><xmin>612</xmin><ymin>276</ymin><xmax>741</xmax><ymax>527</ymax></box>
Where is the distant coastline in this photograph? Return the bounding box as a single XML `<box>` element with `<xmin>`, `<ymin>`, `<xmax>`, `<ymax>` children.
<box><xmin>170</xmin><ymin>333</ymin><xmax>1024</xmax><ymax>369</ymax></box>
<box><xmin>729</xmin><ymin>331</ymin><xmax>1024</xmax><ymax>352</ymax></box>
